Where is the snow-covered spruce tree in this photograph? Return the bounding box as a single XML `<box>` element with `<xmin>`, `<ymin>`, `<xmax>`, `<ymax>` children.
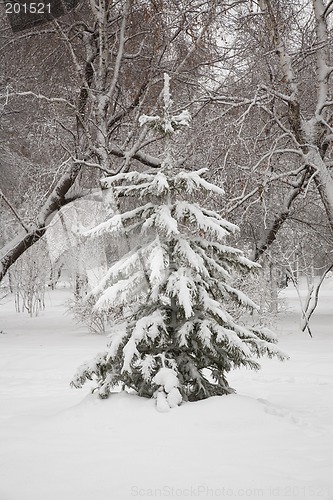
<box><xmin>71</xmin><ymin>75</ymin><xmax>288</xmax><ymax>410</ymax></box>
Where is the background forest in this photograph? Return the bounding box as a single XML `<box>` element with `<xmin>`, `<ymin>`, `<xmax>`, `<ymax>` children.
<box><xmin>1</xmin><ymin>0</ymin><xmax>333</xmax><ymax>321</ymax></box>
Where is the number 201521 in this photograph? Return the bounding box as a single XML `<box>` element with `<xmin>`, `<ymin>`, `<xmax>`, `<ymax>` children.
<box><xmin>5</xmin><ymin>3</ymin><xmax>51</xmax><ymax>14</ymax></box>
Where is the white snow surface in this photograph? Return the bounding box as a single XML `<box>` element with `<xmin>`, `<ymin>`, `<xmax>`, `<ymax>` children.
<box><xmin>1</xmin><ymin>282</ymin><xmax>333</xmax><ymax>500</ymax></box>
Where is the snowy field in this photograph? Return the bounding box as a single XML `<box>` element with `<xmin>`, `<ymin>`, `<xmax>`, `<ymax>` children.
<box><xmin>0</xmin><ymin>281</ymin><xmax>332</xmax><ymax>500</ymax></box>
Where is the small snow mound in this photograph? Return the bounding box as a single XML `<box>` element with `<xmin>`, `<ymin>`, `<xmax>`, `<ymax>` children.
<box><xmin>155</xmin><ymin>391</ymin><xmax>171</xmax><ymax>412</ymax></box>
<box><xmin>153</xmin><ymin>367</ymin><xmax>179</xmax><ymax>393</ymax></box>
<box><xmin>166</xmin><ymin>387</ymin><xmax>182</xmax><ymax>408</ymax></box>
<box><xmin>153</xmin><ymin>367</ymin><xmax>183</xmax><ymax>410</ymax></box>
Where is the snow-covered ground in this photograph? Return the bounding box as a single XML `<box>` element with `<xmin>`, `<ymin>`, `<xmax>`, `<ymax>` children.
<box><xmin>0</xmin><ymin>282</ymin><xmax>332</xmax><ymax>500</ymax></box>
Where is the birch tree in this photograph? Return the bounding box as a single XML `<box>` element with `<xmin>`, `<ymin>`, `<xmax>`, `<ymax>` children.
<box><xmin>201</xmin><ymin>0</ymin><xmax>333</xmax><ymax>263</ymax></box>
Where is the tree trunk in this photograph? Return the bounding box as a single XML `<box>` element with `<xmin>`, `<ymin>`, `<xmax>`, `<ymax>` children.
<box><xmin>0</xmin><ymin>164</ymin><xmax>81</xmax><ymax>283</ymax></box>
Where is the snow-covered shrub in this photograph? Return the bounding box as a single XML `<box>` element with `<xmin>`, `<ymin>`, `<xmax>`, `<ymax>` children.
<box><xmin>67</xmin><ymin>296</ymin><xmax>107</xmax><ymax>335</ymax></box>
<box><xmin>9</xmin><ymin>240</ymin><xmax>50</xmax><ymax>316</ymax></box>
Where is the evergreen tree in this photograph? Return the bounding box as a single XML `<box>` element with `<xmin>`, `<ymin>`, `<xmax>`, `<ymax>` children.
<box><xmin>71</xmin><ymin>75</ymin><xmax>288</xmax><ymax>411</ymax></box>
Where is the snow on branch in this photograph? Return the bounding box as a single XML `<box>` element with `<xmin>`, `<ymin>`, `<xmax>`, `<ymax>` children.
<box><xmin>139</xmin><ymin>73</ymin><xmax>191</xmax><ymax>135</ymax></box>
<box><xmin>121</xmin><ymin>310</ymin><xmax>167</xmax><ymax>373</ymax></box>
<box><xmin>174</xmin><ymin>169</ymin><xmax>225</xmax><ymax>196</ymax></box>
<box><xmin>174</xmin><ymin>202</ymin><xmax>237</xmax><ymax>240</ymax></box>
<box><xmin>166</xmin><ymin>269</ymin><xmax>196</xmax><ymax>319</ymax></box>
<box><xmin>0</xmin><ymin>89</ymin><xmax>75</xmax><ymax>109</ymax></box>
<box><xmin>94</xmin><ymin>271</ymin><xmax>144</xmax><ymax>311</ymax></box>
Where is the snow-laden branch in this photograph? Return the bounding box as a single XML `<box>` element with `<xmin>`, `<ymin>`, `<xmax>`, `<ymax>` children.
<box><xmin>258</xmin><ymin>84</ymin><xmax>294</xmax><ymax>103</ymax></box>
<box><xmin>226</xmin><ymin>166</ymin><xmax>306</xmax><ymax>215</ymax></box>
<box><xmin>200</xmin><ymin>94</ymin><xmax>268</xmax><ymax>107</ymax></box>
<box><xmin>249</xmin><ymin>148</ymin><xmax>304</xmax><ymax>174</ymax></box>
<box><xmin>0</xmin><ymin>90</ymin><xmax>75</xmax><ymax>109</ymax></box>
<box><xmin>74</xmin><ymin>159</ymin><xmax>116</xmax><ymax>175</ymax></box>
<box><xmin>109</xmin><ymin>146</ymin><xmax>162</xmax><ymax>169</ymax></box>
<box><xmin>253</xmin><ymin>169</ymin><xmax>311</xmax><ymax>261</ymax></box>
<box><xmin>258</xmin><ymin>104</ymin><xmax>304</xmax><ymax>148</ymax></box>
